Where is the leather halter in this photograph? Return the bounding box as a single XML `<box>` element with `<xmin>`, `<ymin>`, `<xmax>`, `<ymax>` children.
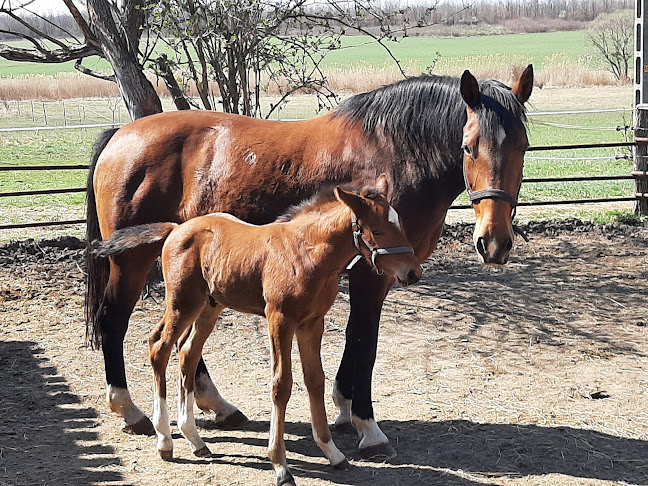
<box><xmin>463</xmin><ymin>158</ymin><xmax>519</xmax><ymax>214</ymax></box>
<box><xmin>346</xmin><ymin>212</ymin><xmax>414</xmax><ymax>273</ymax></box>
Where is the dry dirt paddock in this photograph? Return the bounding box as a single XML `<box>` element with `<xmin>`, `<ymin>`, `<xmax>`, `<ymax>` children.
<box><xmin>0</xmin><ymin>220</ymin><xmax>647</xmax><ymax>486</ymax></box>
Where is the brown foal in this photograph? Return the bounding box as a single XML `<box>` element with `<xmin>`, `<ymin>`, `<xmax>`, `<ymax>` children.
<box><xmin>94</xmin><ymin>175</ymin><xmax>421</xmax><ymax>485</ymax></box>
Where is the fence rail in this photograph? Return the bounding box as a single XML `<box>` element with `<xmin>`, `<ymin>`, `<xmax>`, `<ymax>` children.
<box><xmin>0</xmin><ymin>110</ymin><xmax>640</xmax><ymax>231</ymax></box>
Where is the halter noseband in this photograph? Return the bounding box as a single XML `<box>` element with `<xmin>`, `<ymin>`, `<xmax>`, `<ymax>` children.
<box><xmin>463</xmin><ymin>159</ymin><xmax>519</xmax><ymax>215</ymax></box>
<box><xmin>346</xmin><ymin>213</ymin><xmax>414</xmax><ymax>273</ymax></box>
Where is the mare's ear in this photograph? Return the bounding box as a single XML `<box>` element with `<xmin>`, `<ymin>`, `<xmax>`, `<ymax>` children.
<box><xmin>334</xmin><ymin>186</ymin><xmax>365</xmax><ymax>215</ymax></box>
<box><xmin>460</xmin><ymin>70</ymin><xmax>480</xmax><ymax>108</ymax></box>
<box><xmin>512</xmin><ymin>64</ymin><xmax>533</xmax><ymax>104</ymax></box>
<box><xmin>375</xmin><ymin>174</ymin><xmax>390</xmax><ymax>198</ymax></box>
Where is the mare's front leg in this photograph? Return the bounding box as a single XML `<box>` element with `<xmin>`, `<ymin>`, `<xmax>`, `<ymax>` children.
<box><xmin>296</xmin><ymin>318</ymin><xmax>348</xmax><ymax>469</ymax></box>
<box><xmin>266</xmin><ymin>305</ymin><xmax>297</xmax><ymax>486</ymax></box>
<box><xmin>333</xmin><ymin>263</ymin><xmax>395</xmax><ymax>458</ymax></box>
<box><xmin>101</xmin><ymin>251</ymin><xmax>158</xmax><ymax>436</ymax></box>
<box><xmin>175</xmin><ymin>303</ymin><xmax>228</xmax><ymax>457</ymax></box>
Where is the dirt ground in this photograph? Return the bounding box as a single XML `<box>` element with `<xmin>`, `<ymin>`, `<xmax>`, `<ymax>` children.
<box><xmin>0</xmin><ymin>220</ymin><xmax>647</xmax><ymax>486</ymax></box>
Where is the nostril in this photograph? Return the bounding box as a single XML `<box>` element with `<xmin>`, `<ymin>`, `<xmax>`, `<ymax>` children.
<box><xmin>476</xmin><ymin>237</ymin><xmax>487</xmax><ymax>257</ymax></box>
<box><xmin>408</xmin><ymin>269</ymin><xmax>420</xmax><ymax>284</ymax></box>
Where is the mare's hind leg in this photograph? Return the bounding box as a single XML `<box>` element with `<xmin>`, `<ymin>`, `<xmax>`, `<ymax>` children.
<box><xmin>333</xmin><ymin>264</ymin><xmax>396</xmax><ymax>459</ymax></box>
<box><xmin>175</xmin><ymin>304</ymin><xmax>226</xmax><ymax>457</ymax></box>
<box><xmin>296</xmin><ymin>318</ymin><xmax>347</xmax><ymax>469</ymax></box>
<box><xmin>101</xmin><ymin>251</ymin><xmax>158</xmax><ymax>435</ymax></box>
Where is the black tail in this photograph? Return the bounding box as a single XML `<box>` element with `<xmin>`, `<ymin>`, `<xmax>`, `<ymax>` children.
<box><xmin>92</xmin><ymin>223</ymin><xmax>177</xmax><ymax>258</ymax></box>
<box><xmin>84</xmin><ymin>128</ymin><xmax>118</xmax><ymax>349</ymax></box>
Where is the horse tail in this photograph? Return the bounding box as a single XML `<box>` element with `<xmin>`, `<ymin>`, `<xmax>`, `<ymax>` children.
<box><xmin>85</xmin><ymin>128</ymin><xmax>118</xmax><ymax>349</ymax></box>
<box><xmin>91</xmin><ymin>223</ymin><xmax>178</xmax><ymax>258</ymax></box>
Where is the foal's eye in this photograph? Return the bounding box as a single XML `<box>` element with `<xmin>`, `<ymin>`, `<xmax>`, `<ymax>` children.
<box><xmin>462</xmin><ymin>144</ymin><xmax>472</xmax><ymax>156</ymax></box>
<box><xmin>371</xmin><ymin>228</ymin><xmax>382</xmax><ymax>236</ymax></box>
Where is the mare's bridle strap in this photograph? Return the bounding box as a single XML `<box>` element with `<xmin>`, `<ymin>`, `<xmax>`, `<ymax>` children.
<box><xmin>346</xmin><ymin>214</ymin><xmax>414</xmax><ymax>272</ymax></box>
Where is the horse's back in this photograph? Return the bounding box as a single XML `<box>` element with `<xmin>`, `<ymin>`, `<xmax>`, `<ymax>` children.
<box><xmin>92</xmin><ymin>110</ymin><xmax>355</xmax><ymax>236</ymax></box>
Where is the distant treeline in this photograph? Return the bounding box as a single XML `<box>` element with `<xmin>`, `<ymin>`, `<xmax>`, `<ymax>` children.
<box><xmin>0</xmin><ymin>0</ymin><xmax>635</xmax><ymax>42</ymax></box>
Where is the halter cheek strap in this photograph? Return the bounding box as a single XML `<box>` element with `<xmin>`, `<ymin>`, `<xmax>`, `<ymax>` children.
<box><xmin>346</xmin><ymin>213</ymin><xmax>415</xmax><ymax>273</ymax></box>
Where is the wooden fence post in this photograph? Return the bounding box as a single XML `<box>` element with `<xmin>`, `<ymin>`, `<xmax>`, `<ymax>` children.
<box><xmin>634</xmin><ymin>104</ymin><xmax>648</xmax><ymax>215</ymax></box>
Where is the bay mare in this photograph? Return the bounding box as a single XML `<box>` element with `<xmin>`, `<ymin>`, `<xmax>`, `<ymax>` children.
<box><xmin>94</xmin><ymin>177</ymin><xmax>422</xmax><ymax>484</ymax></box>
<box><xmin>85</xmin><ymin>66</ymin><xmax>533</xmax><ymax>457</ymax></box>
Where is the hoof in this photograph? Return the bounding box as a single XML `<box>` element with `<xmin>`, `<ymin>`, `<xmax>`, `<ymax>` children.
<box><xmin>359</xmin><ymin>442</ymin><xmax>397</xmax><ymax>460</ymax></box>
<box><xmin>332</xmin><ymin>421</ymin><xmax>355</xmax><ymax>435</ymax></box>
<box><xmin>122</xmin><ymin>417</ymin><xmax>155</xmax><ymax>436</ymax></box>
<box><xmin>216</xmin><ymin>410</ymin><xmax>249</xmax><ymax>429</ymax></box>
<box><xmin>333</xmin><ymin>458</ymin><xmax>351</xmax><ymax>471</ymax></box>
<box><xmin>276</xmin><ymin>471</ymin><xmax>296</xmax><ymax>486</ymax></box>
<box><xmin>159</xmin><ymin>449</ymin><xmax>173</xmax><ymax>461</ymax></box>
<box><xmin>194</xmin><ymin>445</ymin><xmax>212</xmax><ymax>458</ymax></box>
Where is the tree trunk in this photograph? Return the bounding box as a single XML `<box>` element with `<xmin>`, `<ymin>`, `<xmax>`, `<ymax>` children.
<box><xmin>87</xmin><ymin>0</ymin><xmax>162</xmax><ymax>119</ymax></box>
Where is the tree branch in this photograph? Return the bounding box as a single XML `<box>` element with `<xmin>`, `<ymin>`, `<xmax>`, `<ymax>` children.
<box><xmin>0</xmin><ymin>40</ymin><xmax>102</xmax><ymax>63</ymax></box>
<box><xmin>74</xmin><ymin>58</ymin><xmax>116</xmax><ymax>82</ymax></box>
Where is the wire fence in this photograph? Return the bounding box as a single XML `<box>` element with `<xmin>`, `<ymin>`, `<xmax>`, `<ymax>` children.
<box><xmin>0</xmin><ymin>106</ymin><xmax>639</xmax><ymax>231</ymax></box>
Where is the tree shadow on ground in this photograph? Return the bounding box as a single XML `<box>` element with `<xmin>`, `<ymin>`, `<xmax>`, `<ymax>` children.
<box><xmin>393</xmin><ymin>236</ymin><xmax>648</xmax><ymax>358</ymax></box>
<box><xmin>0</xmin><ymin>340</ymin><xmax>123</xmax><ymax>485</ymax></box>
<box><xmin>194</xmin><ymin>418</ymin><xmax>648</xmax><ymax>485</ymax></box>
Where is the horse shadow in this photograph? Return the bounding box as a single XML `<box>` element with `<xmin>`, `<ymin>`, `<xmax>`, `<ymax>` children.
<box><xmin>0</xmin><ymin>340</ymin><xmax>123</xmax><ymax>485</ymax></box>
<box><xmin>193</xmin><ymin>417</ymin><xmax>648</xmax><ymax>485</ymax></box>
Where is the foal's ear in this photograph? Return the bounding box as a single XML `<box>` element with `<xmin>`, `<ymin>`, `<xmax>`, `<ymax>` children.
<box><xmin>334</xmin><ymin>186</ymin><xmax>365</xmax><ymax>215</ymax></box>
<box><xmin>375</xmin><ymin>174</ymin><xmax>390</xmax><ymax>198</ymax></box>
<box><xmin>460</xmin><ymin>70</ymin><xmax>480</xmax><ymax>108</ymax></box>
<box><xmin>512</xmin><ymin>64</ymin><xmax>534</xmax><ymax>104</ymax></box>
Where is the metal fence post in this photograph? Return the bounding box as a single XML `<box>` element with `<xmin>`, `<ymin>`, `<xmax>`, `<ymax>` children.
<box><xmin>635</xmin><ymin>105</ymin><xmax>648</xmax><ymax>215</ymax></box>
<box><xmin>634</xmin><ymin>0</ymin><xmax>648</xmax><ymax>215</ymax></box>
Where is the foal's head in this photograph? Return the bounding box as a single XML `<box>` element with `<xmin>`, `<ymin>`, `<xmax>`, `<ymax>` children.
<box><xmin>460</xmin><ymin>65</ymin><xmax>533</xmax><ymax>265</ymax></box>
<box><xmin>335</xmin><ymin>175</ymin><xmax>422</xmax><ymax>286</ymax></box>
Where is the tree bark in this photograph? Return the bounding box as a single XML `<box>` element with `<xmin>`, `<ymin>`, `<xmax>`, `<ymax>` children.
<box><xmin>87</xmin><ymin>0</ymin><xmax>162</xmax><ymax>119</ymax></box>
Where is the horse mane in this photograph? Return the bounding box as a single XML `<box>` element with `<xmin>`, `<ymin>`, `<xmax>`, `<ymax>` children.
<box><xmin>334</xmin><ymin>74</ymin><xmax>527</xmax><ymax>175</ymax></box>
<box><xmin>276</xmin><ymin>182</ymin><xmax>382</xmax><ymax>223</ymax></box>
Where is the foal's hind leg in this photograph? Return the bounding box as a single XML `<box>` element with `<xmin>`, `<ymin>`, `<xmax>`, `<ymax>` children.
<box><xmin>296</xmin><ymin>318</ymin><xmax>347</xmax><ymax>470</ymax></box>
<box><xmin>101</xmin><ymin>252</ymin><xmax>158</xmax><ymax>435</ymax></box>
<box><xmin>175</xmin><ymin>304</ymin><xmax>225</xmax><ymax>457</ymax></box>
<box><xmin>192</xmin><ymin>303</ymin><xmax>248</xmax><ymax>427</ymax></box>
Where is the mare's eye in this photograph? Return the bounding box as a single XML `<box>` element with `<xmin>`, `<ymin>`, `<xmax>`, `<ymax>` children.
<box><xmin>462</xmin><ymin>144</ymin><xmax>472</xmax><ymax>156</ymax></box>
<box><xmin>371</xmin><ymin>228</ymin><xmax>382</xmax><ymax>236</ymax></box>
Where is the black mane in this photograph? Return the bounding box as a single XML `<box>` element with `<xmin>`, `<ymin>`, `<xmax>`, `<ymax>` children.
<box><xmin>334</xmin><ymin>74</ymin><xmax>527</xmax><ymax>175</ymax></box>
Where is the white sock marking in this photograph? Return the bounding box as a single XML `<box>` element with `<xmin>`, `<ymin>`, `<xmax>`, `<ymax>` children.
<box><xmin>106</xmin><ymin>385</ymin><xmax>146</xmax><ymax>426</ymax></box>
<box><xmin>195</xmin><ymin>373</ymin><xmax>239</xmax><ymax>420</ymax></box>
<box><xmin>153</xmin><ymin>396</ymin><xmax>173</xmax><ymax>453</ymax></box>
<box><xmin>178</xmin><ymin>390</ymin><xmax>206</xmax><ymax>453</ymax></box>
<box><xmin>352</xmin><ymin>416</ymin><xmax>389</xmax><ymax>449</ymax></box>
<box><xmin>332</xmin><ymin>380</ymin><xmax>352</xmax><ymax>426</ymax></box>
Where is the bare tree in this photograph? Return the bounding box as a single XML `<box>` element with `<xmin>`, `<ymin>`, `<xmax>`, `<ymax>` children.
<box><xmin>586</xmin><ymin>9</ymin><xmax>633</xmax><ymax>81</ymax></box>
<box><xmin>0</xmin><ymin>0</ymin><xmax>162</xmax><ymax>119</ymax></box>
<box><xmin>149</xmin><ymin>0</ymin><xmax>441</xmax><ymax>117</ymax></box>
<box><xmin>0</xmin><ymin>1</ymin><xmax>443</xmax><ymax>119</ymax></box>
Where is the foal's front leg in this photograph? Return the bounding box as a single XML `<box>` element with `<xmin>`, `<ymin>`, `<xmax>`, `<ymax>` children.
<box><xmin>266</xmin><ymin>306</ymin><xmax>297</xmax><ymax>486</ymax></box>
<box><xmin>296</xmin><ymin>318</ymin><xmax>348</xmax><ymax>469</ymax></box>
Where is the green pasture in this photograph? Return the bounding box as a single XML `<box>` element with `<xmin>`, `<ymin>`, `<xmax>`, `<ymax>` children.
<box><xmin>0</xmin><ymin>30</ymin><xmax>589</xmax><ymax>78</ymax></box>
<box><xmin>325</xmin><ymin>31</ymin><xmax>588</xmax><ymax>70</ymax></box>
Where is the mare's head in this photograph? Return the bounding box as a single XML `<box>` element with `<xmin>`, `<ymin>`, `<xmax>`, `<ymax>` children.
<box><xmin>334</xmin><ymin>175</ymin><xmax>422</xmax><ymax>286</ymax></box>
<box><xmin>460</xmin><ymin>65</ymin><xmax>533</xmax><ymax>264</ymax></box>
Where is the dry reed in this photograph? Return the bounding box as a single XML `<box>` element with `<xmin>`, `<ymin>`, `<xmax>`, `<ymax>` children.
<box><xmin>0</xmin><ymin>54</ymin><xmax>627</xmax><ymax>102</ymax></box>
